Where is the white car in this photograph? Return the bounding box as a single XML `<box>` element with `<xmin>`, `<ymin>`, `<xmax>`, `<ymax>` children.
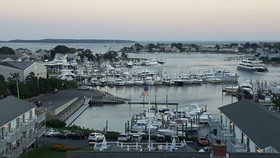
<box><xmin>45</xmin><ymin>129</ymin><xmax>60</xmax><ymax>137</ymax></box>
<box><xmin>88</xmin><ymin>132</ymin><xmax>104</xmax><ymax>142</ymax></box>
<box><xmin>117</xmin><ymin>133</ymin><xmax>131</xmax><ymax>142</ymax></box>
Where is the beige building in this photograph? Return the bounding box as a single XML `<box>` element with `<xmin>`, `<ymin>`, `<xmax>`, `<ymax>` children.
<box><xmin>0</xmin><ymin>61</ymin><xmax>47</xmax><ymax>82</ymax></box>
<box><xmin>0</xmin><ymin>96</ymin><xmax>46</xmax><ymax>158</ymax></box>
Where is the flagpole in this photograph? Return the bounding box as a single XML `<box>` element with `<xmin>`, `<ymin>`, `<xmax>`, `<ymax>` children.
<box><xmin>148</xmin><ymin>84</ymin><xmax>151</xmax><ymax>151</ymax></box>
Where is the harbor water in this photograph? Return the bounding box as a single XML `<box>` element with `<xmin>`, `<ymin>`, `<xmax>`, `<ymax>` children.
<box><xmin>2</xmin><ymin>42</ymin><xmax>280</xmax><ymax>133</ymax></box>
<box><xmin>73</xmin><ymin>53</ymin><xmax>280</xmax><ymax>133</ymax></box>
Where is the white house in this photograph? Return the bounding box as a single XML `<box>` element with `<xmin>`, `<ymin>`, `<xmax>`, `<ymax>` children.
<box><xmin>0</xmin><ymin>96</ymin><xmax>46</xmax><ymax>158</ymax></box>
<box><xmin>208</xmin><ymin>100</ymin><xmax>280</xmax><ymax>154</ymax></box>
<box><xmin>0</xmin><ymin>61</ymin><xmax>47</xmax><ymax>82</ymax></box>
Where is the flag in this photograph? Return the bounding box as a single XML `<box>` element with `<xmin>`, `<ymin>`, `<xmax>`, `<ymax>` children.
<box><xmin>141</xmin><ymin>84</ymin><xmax>149</xmax><ymax>97</ymax></box>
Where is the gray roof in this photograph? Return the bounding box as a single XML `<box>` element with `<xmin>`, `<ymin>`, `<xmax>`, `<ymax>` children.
<box><xmin>0</xmin><ymin>96</ymin><xmax>35</xmax><ymax>127</ymax></box>
<box><xmin>218</xmin><ymin>100</ymin><xmax>280</xmax><ymax>151</ymax></box>
<box><xmin>0</xmin><ymin>61</ymin><xmax>34</xmax><ymax>70</ymax></box>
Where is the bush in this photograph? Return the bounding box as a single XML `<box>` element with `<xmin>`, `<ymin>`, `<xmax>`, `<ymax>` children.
<box><xmin>52</xmin><ymin>144</ymin><xmax>77</xmax><ymax>151</ymax></box>
<box><xmin>46</xmin><ymin>119</ymin><xmax>66</xmax><ymax>128</ymax></box>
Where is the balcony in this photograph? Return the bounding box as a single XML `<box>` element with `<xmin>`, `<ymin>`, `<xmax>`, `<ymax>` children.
<box><xmin>227</xmin><ymin>139</ymin><xmax>247</xmax><ymax>152</ymax></box>
<box><xmin>36</xmin><ymin>126</ymin><xmax>46</xmax><ymax>137</ymax></box>
<box><xmin>36</xmin><ymin>113</ymin><xmax>46</xmax><ymax>124</ymax></box>
<box><xmin>0</xmin><ymin>139</ymin><xmax>7</xmax><ymax>153</ymax></box>
<box><xmin>9</xmin><ymin>144</ymin><xmax>23</xmax><ymax>158</ymax></box>
<box><xmin>208</xmin><ymin>116</ymin><xmax>247</xmax><ymax>153</ymax></box>
<box><xmin>21</xmin><ymin>119</ymin><xmax>36</xmax><ymax>132</ymax></box>
<box><xmin>4</xmin><ymin>128</ymin><xmax>23</xmax><ymax>143</ymax></box>
<box><xmin>23</xmin><ymin>132</ymin><xmax>36</xmax><ymax>148</ymax></box>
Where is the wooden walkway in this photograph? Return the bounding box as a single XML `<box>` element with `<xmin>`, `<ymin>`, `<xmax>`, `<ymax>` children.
<box><xmin>128</xmin><ymin>101</ymin><xmax>179</xmax><ymax>105</ymax></box>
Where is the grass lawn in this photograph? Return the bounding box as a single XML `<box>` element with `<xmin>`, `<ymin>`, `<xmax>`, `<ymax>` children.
<box><xmin>21</xmin><ymin>145</ymin><xmax>67</xmax><ymax>158</ymax></box>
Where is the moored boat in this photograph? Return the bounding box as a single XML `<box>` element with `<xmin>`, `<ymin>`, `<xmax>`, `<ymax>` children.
<box><xmin>237</xmin><ymin>59</ymin><xmax>268</xmax><ymax>72</ymax></box>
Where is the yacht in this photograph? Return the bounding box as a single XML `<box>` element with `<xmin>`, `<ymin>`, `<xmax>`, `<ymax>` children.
<box><xmin>142</xmin><ymin>59</ymin><xmax>158</xmax><ymax>66</ymax></box>
<box><xmin>237</xmin><ymin>59</ymin><xmax>268</xmax><ymax>72</ymax></box>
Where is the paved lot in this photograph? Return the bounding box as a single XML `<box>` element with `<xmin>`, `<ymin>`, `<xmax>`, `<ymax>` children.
<box><xmin>27</xmin><ymin>89</ymin><xmax>104</xmax><ymax>111</ymax></box>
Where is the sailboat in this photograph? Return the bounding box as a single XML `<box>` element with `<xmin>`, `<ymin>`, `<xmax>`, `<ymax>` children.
<box><xmin>157</xmin><ymin>52</ymin><xmax>166</xmax><ymax>64</ymax></box>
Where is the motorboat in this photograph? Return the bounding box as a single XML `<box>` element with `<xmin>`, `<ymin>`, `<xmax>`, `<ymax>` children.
<box><xmin>237</xmin><ymin>59</ymin><xmax>268</xmax><ymax>72</ymax></box>
<box><xmin>142</xmin><ymin>59</ymin><xmax>158</xmax><ymax>66</ymax></box>
<box><xmin>157</xmin><ymin>129</ymin><xmax>176</xmax><ymax>136</ymax></box>
<box><xmin>224</xmin><ymin>85</ymin><xmax>239</xmax><ymax>93</ymax></box>
<box><xmin>215</xmin><ymin>70</ymin><xmax>239</xmax><ymax>83</ymax></box>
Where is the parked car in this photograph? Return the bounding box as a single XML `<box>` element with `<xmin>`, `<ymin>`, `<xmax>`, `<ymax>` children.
<box><xmin>88</xmin><ymin>132</ymin><xmax>104</xmax><ymax>142</ymax></box>
<box><xmin>131</xmin><ymin>134</ymin><xmax>142</xmax><ymax>142</ymax></box>
<box><xmin>198</xmin><ymin>137</ymin><xmax>209</xmax><ymax>146</ymax></box>
<box><xmin>117</xmin><ymin>133</ymin><xmax>132</xmax><ymax>142</ymax></box>
<box><xmin>58</xmin><ymin>130</ymin><xmax>72</xmax><ymax>139</ymax></box>
<box><xmin>155</xmin><ymin>134</ymin><xmax>166</xmax><ymax>142</ymax></box>
<box><xmin>70</xmin><ymin>131</ymin><xmax>87</xmax><ymax>139</ymax></box>
<box><xmin>44</xmin><ymin>129</ymin><xmax>60</xmax><ymax>137</ymax></box>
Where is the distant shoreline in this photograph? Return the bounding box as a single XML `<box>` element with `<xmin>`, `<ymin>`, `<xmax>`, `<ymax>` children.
<box><xmin>0</xmin><ymin>39</ymin><xmax>135</xmax><ymax>44</ymax></box>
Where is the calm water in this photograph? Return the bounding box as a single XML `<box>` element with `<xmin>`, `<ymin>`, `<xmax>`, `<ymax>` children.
<box><xmin>73</xmin><ymin>53</ymin><xmax>280</xmax><ymax>133</ymax></box>
<box><xmin>2</xmin><ymin>42</ymin><xmax>279</xmax><ymax>132</ymax></box>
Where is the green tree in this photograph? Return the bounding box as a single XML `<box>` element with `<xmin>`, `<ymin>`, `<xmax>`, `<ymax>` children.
<box><xmin>0</xmin><ymin>46</ymin><xmax>15</xmax><ymax>54</ymax></box>
<box><xmin>271</xmin><ymin>94</ymin><xmax>280</xmax><ymax>111</ymax></box>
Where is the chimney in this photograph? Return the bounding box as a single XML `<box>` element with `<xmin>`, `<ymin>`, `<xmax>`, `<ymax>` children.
<box><xmin>212</xmin><ymin>140</ymin><xmax>227</xmax><ymax>158</ymax></box>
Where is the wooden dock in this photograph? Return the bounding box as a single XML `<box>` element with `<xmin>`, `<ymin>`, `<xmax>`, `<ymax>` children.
<box><xmin>127</xmin><ymin>101</ymin><xmax>179</xmax><ymax>105</ymax></box>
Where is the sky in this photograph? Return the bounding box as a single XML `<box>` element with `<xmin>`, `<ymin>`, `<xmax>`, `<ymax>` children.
<box><xmin>1</xmin><ymin>0</ymin><xmax>280</xmax><ymax>41</ymax></box>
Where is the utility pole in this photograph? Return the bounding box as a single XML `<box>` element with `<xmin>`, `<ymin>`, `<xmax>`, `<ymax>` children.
<box><xmin>12</xmin><ymin>73</ymin><xmax>20</xmax><ymax>99</ymax></box>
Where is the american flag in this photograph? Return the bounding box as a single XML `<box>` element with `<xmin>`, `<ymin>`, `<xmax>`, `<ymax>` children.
<box><xmin>141</xmin><ymin>84</ymin><xmax>149</xmax><ymax>97</ymax></box>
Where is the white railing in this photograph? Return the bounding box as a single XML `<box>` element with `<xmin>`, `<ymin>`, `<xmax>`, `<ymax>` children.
<box><xmin>0</xmin><ymin>139</ymin><xmax>6</xmax><ymax>153</ymax></box>
<box><xmin>116</xmin><ymin>141</ymin><xmax>184</xmax><ymax>151</ymax></box>
<box><xmin>227</xmin><ymin>139</ymin><xmax>247</xmax><ymax>152</ymax></box>
<box><xmin>24</xmin><ymin>132</ymin><xmax>36</xmax><ymax>148</ymax></box>
<box><xmin>22</xmin><ymin>119</ymin><xmax>36</xmax><ymax>132</ymax></box>
<box><xmin>9</xmin><ymin>145</ymin><xmax>23</xmax><ymax>158</ymax></box>
<box><xmin>36</xmin><ymin>113</ymin><xmax>46</xmax><ymax>123</ymax></box>
<box><xmin>4</xmin><ymin>128</ymin><xmax>23</xmax><ymax>143</ymax></box>
<box><xmin>36</xmin><ymin>126</ymin><xmax>46</xmax><ymax>137</ymax></box>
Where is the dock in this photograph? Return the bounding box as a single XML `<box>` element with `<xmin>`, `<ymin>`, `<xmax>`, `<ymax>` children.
<box><xmin>128</xmin><ymin>101</ymin><xmax>179</xmax><ymax>105</ymax></box>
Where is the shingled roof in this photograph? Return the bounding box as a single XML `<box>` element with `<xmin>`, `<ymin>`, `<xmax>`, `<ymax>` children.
<box><xmin>0</xmin><ymin>96</ymin><xmax>35</xmax><ymax>127</ymax></box>
<box><xmin>218</xmin><ymin>100</ymin><xmax>280</xmax><ymax>151</ymax></box>
<box><xmin>0</xmin><ymin>61</ymin><xmax>34</xmax><ymax>70</ymax></box>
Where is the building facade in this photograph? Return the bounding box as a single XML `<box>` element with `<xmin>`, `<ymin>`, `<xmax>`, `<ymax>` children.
<box><xmin>0</xmin><ymin>61</ymin><xmax>47</xmax><ymax>82</ymax></box>
<box><xmin>0</xmin><ymin>96</ymin><xmax>46</xmax><ymax>158</ymax></box>
<box><xmin>207</xmin><ymin>100</ymin><xmax>280</xmax><ymax>154</ymax></box>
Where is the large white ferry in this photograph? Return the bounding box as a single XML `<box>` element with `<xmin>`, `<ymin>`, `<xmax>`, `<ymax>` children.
<box><xmin>237</xmin><ymin>59</ymin><xmax>268</xmax><ymax>72</ymax></box>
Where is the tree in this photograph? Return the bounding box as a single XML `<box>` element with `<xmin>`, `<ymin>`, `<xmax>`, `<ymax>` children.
<box><xmin>271</xmin><ymin>94</ymin><xmax>280</xmax><ymax>111</ymax></box>
<box><xmin>0</xmin><ymin>46</ymin><xmax>15</xmax><ymax>54</ymax></box>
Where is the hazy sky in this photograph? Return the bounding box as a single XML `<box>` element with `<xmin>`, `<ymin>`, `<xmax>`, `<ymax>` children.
<box><xmin>1</xmin><ymin>0</ymin><xmax>280</xmax><ymax>41</ymax></box>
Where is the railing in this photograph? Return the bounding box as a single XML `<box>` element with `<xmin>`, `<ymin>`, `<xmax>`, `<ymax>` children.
<box><xmin>208</xmin><ymin>116</ymin><xmax>247</xmax><ymax>153</ymax></box>
<box><xmin>116</xmin><ymin>141</ymin><xmax>184</xmax><ymax>151</ymax></box>
<box><xmin>36</xmin><ymin>126</ymin><xmax>46</xmax><ymax>137</ymax></box>
<box><xmin>208</xmin><ymin>114</ymin><xmax>221</xmax><ymax>127</ymax></box>
<box><xmin>24</xmin><ymin>132</ymin><xmax>36</xmax><ymax>148</ymax></box>
<box><xmin>0</xmin><ymin>139</ymin><xmax>6</xmax><ymax>153</ymax></box>
<box><xmin>22</xmin><ymin>119</ymin><xmax>36</xmax><ymax>132</ymax></box>
<box><xmin>36</xmin><ymin>113</ymin><xmax>46</xmax><ymax>123</ymax></box>
<box><xmin>227</xmin><ymin>139</ymin><xmax>247</xmax><ymax>152</ymax></box>
<box><xmin>4</xmin><ymin>128</ymin><xmax>23</xmax><ymax>143</ymax></box>
<box><xmin>9</xmin><ymin>144</ymin><xmax>23</xmax><ymax>158</ymax></box>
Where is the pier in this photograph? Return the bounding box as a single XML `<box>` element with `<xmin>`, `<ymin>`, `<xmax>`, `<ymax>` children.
<box><xmin>127</xmin><ymin>101</ymin><xmax>179</xmax><ymax>105</ymax></box>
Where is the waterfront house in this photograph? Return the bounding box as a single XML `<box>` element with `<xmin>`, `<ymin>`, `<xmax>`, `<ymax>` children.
<box><xmin>208</xmin><ymin>99</ymin><xmax>280</xmax><ymax>154</ymax></box>
<box><xmin>0</xmin><ymin>61</ymin><xmax>47</xmax><ymax>82</ymax></box>
<box><xmin>0</xmin><ymin>96</ymin><xmax>46</xmax><ymax>158</ymax></box>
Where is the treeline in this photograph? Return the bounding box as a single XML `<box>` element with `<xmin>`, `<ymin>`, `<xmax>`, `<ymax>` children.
<box><xmin>0</xmin><ymin>72</ymin><xmax>77</xmax><ymax>99</ymax></box>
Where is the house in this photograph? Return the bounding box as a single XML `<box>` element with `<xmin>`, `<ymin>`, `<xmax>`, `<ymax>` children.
<box><xmin>208</xmin><ymin>99</ymin><xmax>280</xmax><ymax>154</ymax></box>
<box><xmin>0</xmin><ymin>61</ymin><xmax>47</xmax><ymax>82</ymax></box>
<box><xmin>0</xmin><ymin>55</ymin><xmax>18</xmax><ymax>62</ymax></box>
<box><xmin>0</xmin><ymin>96</ymin><xmax>46</xmax><ymax>158</ymax></box>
